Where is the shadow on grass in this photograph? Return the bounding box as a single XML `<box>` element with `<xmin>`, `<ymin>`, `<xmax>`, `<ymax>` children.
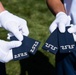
<box><xmin>19</xmin><ymin>51</ymin><xmax>55</xmax><ymax>75</ymax></box>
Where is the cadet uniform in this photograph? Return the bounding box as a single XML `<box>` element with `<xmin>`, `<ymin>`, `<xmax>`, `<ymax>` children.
<box><xmin>56</xmin><ymin>0</ymin><xmax>76</xmax><ymax>75</ymax></box>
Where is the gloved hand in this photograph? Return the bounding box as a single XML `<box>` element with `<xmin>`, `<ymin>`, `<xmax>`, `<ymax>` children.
<box><xmin>68</xmin><ymin>25</ymin><xmax>76</xmax><ymax>42</ymax></box>
<box><xmin>0</xmin><ymin>10</ymin><xmax>29</xmax><ymax>41</ymax></box>
<box><xmin>0</xmin><ymin>40</ymin><xmax>22</xmax><ymax>63</ymax></box>
<box><xmin>49</xmin><ymin>12</ymin><xmax>71</xmax><ymax>33</ymax></box>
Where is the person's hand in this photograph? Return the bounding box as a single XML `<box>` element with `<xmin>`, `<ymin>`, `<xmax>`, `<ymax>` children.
<box><xmin>68</xmin><ymin>25</ymin><xmax>76</xmax><ymax>42</ymax></box>
<box><xmin>49</xmin><ymin>12</ymin><xmax>71</xmax><ymax>33</ymax></box>
<box><xmin>0</xmin><ymin>40</ymin><xmax>22</xmax><ymax>63</ymax></box>
<box><xmin>0</xmin><ymin>10</ymin><xmax>29</xmax><ymax>41</ymax></box>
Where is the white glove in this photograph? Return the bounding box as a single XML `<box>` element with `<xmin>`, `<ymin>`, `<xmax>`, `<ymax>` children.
<box><xmin>49</xmin><ymin>12</ymin><xmax>71</xmax><ymax>33</ymax></box>
<box><xmin>0</xmin><ymin>10</ymin><xmax>29</xmax><ymax>41</ymax></box>
<box><xmin>0</xmin><ymin>40</ymin><xmax>22</xmax><ymax>63</ymax></box>
<box><xmin>68</xmin><ymin>25</ymin><xmax>76</xmax><ymax>42</ymax></box>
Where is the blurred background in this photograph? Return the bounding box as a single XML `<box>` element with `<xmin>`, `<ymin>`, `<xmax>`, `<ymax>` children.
<box><xmin>0</xmin><ymin>0</ymin><xmax>55</xmax><ymax>75</ymax></box>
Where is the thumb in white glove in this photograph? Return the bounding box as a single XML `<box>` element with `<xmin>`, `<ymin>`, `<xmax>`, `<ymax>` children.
<box><xmin>0</xmin><ymin>40</ymin><xmax>22</xmax><ymax>63</ymax></box>
<box><xmin>49</xmin><ymin>12</ymin><xmax>71</xmax><ymax>33</ymax></box>
<box><xmin>0</xmin><ymin>10</ymin><xmax>29</xmax><ymax>41</ymax></box>
<box><xmin>68</xmin><ymin>25</ymin><xmax>76</xmax><ymax>42</ymax></box>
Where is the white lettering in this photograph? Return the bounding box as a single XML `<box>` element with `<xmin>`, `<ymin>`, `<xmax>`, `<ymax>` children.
<box><xmin>14</xmin><ymin>52</ymin><xmax>28</xmax><ymax>58</ymax></box>
<box><xmin>60</xmin><ymin>44</ymin><xmax>75</xmax><ymax>50</ymax></box>
<box><xmin>45</xmin><ymin>43</ymin><xmax>58</xmax><ymax>50</ymax></box>
<box><xmin>30</xmin><ymin>41</ymin><xmax>39</xmax><ymax>53</ymax></box>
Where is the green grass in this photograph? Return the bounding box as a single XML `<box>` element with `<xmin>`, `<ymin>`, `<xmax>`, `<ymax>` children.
<box><xmin>0</xmin><ymin>0</ymin><xmax>55</xmax><ymax>75</ymax></box>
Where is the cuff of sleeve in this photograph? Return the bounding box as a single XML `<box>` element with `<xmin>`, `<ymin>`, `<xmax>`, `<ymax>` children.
<box><xmin>0</xmin><ymin>10</ymin><xmax>8</xmax><ymax>16</ymax></box>
<box><xmin>56</xmin><ymin>12</ymin><xmax>67</xmax><ymax>18</ymax></box>
<box><xmin>0</xmin><ymin>48</ymin><xmax>13</xmax><ymax>63</ymax></box>
<box><xmin>0</xmin><ymin>10</ymin><xmax>8</xmax><ymax>27</ymax></box>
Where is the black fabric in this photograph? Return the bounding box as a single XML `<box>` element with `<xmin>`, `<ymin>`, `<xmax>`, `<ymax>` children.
<box><xmin>56</xmin><ymin>51</ymin><xmax>76</xmax><ymax>75</ymax></box>
<box><xmin>0</xmin><ymin>62</ymin><xmax>7</xmax><ymax>75</ymax></box>
<box><xmin>61</xmin><ymin>0</ymin><xmax>64</xmax><ymax>3</ymax></box>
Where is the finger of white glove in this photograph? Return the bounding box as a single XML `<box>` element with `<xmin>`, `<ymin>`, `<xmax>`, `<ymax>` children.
<box><xmin>73</xmin><ymin>33</ymin><xmax>76</xmax><ymax>42</ymax></box>
<box><xmin>67</xmin><ymin>25</ymin><xmax>76</xmax><ymax>42</ymax></box>
<box><xmin>58</xmin><ymin>22</ymin><xmax>65</xmax><ymax>33</ymax></box>
<box><xmin>3</xmin><ymin>50</ymin><xmax>13</xmax><ymax>63</ymax></box>
<box><xmin>19</xmin><ymin>20</ymin><xmax>29</xmax><ymax>36</ymax></box>
<box><xmin>0</xmin><ymin>47</ymin><xmax>13</xmax><ymax>63</ymax></box>
<box><xmin>68</xmin><ymin>26</ymin><xmax>76</xmax><ymax>33</ymax></box>
<box><xmin>49</xmin><ymin>22</ymin><xmax>57</xmax><ymax>33</ymax></box>
<box><xmin>6</xmin><ymin>22</ymin><xmax>23</xmax><ymax>41</ymax></box>
<box><xmin>21</xmin><ymin>24</ymin><xmax>29</xmax><ymax>36</ymax></box>
<box><xmin>11</xmin><ymin>29</ymin><xmax>23</xmax><ymax>41</ymax></box>
<box><xmin>7</xmin><ymin>41</ymin><xmax>22</xmax><ymax>49</ymax></box>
